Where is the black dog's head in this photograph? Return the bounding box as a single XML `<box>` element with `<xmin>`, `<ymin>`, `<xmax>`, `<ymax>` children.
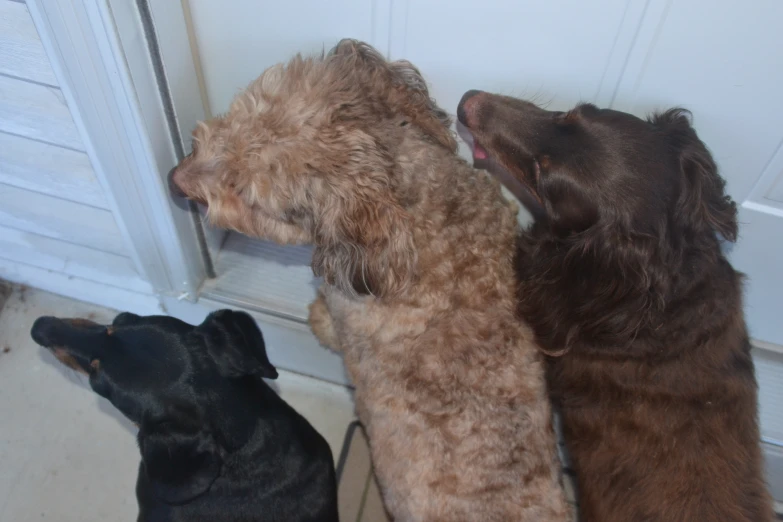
<box><xmin>457</xmin><ymin>91</ymin><xmax>739</xmax><ymax>355</ymax></box>
<box><xmin>30</xmin><ymin>310</ymin><xmax>278</xmax><ymax>505</ymax></box>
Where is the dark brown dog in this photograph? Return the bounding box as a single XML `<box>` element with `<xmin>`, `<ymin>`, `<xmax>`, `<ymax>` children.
<box><xmin>457</xmin><ymin>92</ymin><xmax>774</xmax><ymax>522</ymax></box>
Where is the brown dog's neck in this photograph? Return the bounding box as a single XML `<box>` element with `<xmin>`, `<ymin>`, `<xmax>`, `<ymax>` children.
<box><xmin>517</xmin><ymin>225</ymin><xmax>744</xmax><ymax>359</ymax></box>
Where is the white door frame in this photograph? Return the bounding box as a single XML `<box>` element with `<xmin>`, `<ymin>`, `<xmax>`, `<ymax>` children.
<box><xmin>27</xmin><ymin>0</ymin><xmax>210</xmax><ymax>303</ymax></box>
<box><xmin>25</xmin><ymin>0</ymin><xmax>350</xmax><ymax>386</ymax></box>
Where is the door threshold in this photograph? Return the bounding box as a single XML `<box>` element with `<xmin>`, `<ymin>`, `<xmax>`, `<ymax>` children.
<box><xmin>201</xmin><ymin>232</ymin><xmax>317</xmax><ymax>324</ymax></box>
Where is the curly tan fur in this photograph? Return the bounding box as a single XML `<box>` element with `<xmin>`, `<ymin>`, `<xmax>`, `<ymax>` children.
<box><xmin>171</xmin><ymin>40</ymin><xmax>570</xmax><ymax>522</ymax></box>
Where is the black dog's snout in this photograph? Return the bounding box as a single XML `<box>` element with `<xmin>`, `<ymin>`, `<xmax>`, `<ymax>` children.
<box><xmin>168</xmin><ymin>166</ymin><xmax>186</xmax><ymax>198</ymax></box>
<box><xmin>31</xmin><ymin>316</ymin><xmax>61</xmax><ymax>347</ymax></box>
<box><xmin>112</xmin><ymin>312</ymin><xmax>141</xmax><ymax>327</ymax></box>
<box><xmin>457</xmin><ymin>89</ymin><xmax>483</xmax><ymax>126</ymax></box>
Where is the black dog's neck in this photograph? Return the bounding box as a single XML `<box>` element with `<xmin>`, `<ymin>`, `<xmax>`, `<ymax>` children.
<box><xmin>210</xmin><ymin>377</ymin><xmax>281</xmax><ymax>454</ymax></box>
<box><xmin>215</xmin><ymin>381</ymin><xmax>321</xmax><ymax>486</ymax></box>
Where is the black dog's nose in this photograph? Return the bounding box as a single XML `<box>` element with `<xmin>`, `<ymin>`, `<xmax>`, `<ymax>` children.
<box><xmin>31</xmin><ymin>316</ymin><xmax>60</xmax><ymax>347</ymax></box>
<box><xmin>168</xmin><ymin>166</ymin><xmax>186</xmax><ymax>198</ymax></box>
<box><xmin>457</xmin><ymin>89</ymin><xmax>484</xmax><ymax>127</ymax></box>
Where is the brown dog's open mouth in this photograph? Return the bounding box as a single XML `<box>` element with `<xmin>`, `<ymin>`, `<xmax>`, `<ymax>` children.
<box><xmin>472</xmin><ymin>139</ymin><xmax>489</xmax><ymax>161</ymax></box>
<box><xmin>457</xmin><ymin>122</ymin><xmax>544</xmax><ymax>215</ymax></box>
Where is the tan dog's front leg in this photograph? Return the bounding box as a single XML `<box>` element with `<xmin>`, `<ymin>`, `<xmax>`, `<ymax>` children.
<box><xmin>308</xmin><ymin>291</ymin><xmax>342</xmax><ymax>353</ymax></box>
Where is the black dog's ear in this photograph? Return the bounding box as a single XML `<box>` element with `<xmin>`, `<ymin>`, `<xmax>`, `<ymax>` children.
<box><xmin>197</xmin><ymin>310</ymin><xmax>278</xmax><ymax>379</ymax></box>
<box><xmin>139</xmin><ymin>415</ymin><xmax>222</xmax><ymax>505</ymax></box>
<box><xmin>652</xmin><ymin>108</ymin><xmax>738</xmax><ymax>242</ymax></box>
<box><xmin>112</xmin><ymin>312</ymin><xmax>141</xmax><ymax>326</ymax></box>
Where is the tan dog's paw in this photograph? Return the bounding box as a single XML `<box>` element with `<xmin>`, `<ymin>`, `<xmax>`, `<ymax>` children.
<box><xmin>308</xmin><ymin>294</ymin><xmax>341</xmax><ymax>353</ymax></box>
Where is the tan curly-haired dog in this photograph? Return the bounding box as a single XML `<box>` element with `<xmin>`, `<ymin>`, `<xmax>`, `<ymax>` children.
<box><xmin>170</xmin><ymin>40</ymin><xmax>570</xmax><ymax>522</ymax></box>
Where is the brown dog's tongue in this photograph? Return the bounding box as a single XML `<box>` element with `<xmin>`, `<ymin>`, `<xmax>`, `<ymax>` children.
<box><xmin>473</xmin><ymin>141</ymin><xmax>488</xmax><ymax>160</ymax></box>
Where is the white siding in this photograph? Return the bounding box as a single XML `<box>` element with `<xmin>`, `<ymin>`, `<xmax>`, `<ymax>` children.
<box><xmin>0</xmin><ymin>133</ymin><xmax>107</xmax><ymax>208</ymax></box>
<box><xmin>0</xmin><ymin>184</ymin><xmax>126</xmax><ymax>255</ymax></box>
<box><xmin>0</xmin><ymin>225</ymin><xmax>151</xmax><ymax>294</ymax></box>
<box><xmin>0</xmin><ymin>74</ymin><xmax>83</xmax><ymax>150</ymax></box>
<box><xmin>0</xmin><ymin>0</ymin><xmax>57</xmax><ymax>85</ymax></box>
<box><xmin>0</xmin><ymin>0</ymin><xmax>149</xmax><ymax>299</ymax></box>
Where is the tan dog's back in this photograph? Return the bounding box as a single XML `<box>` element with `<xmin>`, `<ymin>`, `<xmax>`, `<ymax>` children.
<box><xmin>312</xmin><ymin>133</ymin><xmax>570</xmax><ymax>521</ymax></box>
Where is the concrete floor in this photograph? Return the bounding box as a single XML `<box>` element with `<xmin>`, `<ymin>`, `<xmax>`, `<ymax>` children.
<box><xmin>0</xmin><ymin>285</ymin><xmax>356</xmax><ymax>521</ymax></box>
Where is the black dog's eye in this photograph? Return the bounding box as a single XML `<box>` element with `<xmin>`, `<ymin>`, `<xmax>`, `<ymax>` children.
<box><xmin>90</xmin><ymin>359</ymin><xmax>101</xmax><ymax>372</ymax></box>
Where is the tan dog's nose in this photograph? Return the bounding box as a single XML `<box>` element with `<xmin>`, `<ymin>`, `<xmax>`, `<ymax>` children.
<box><xmin>168</xmin><ymin>166</ymin><xmax>186</xmax><ymax>198</ymax></box>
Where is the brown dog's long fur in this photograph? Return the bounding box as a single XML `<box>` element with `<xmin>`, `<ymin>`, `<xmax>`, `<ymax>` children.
<box><xmin>457</xmin><ymin>92</ymin><xmax>774</xmax><ymax>522</ymax></box>
<box><xmin>171</xmin><ymin>41</ymin><xmax>570</xmax><ymax>521</ymax></box>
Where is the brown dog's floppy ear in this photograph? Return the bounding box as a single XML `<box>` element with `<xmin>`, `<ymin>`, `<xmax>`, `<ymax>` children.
<box><xmin>197</xmin><ymin>310</ymin><xmax>278</xmax><ymax>379</ymax></box>
<box><xmin>652</xmin><ymin>109</ymin><xmax>738</xmax><ymax>241</ymax></box>
<box><xmin>139</xmin><ymin>409</ymin><xmax>222</xmax><ymax>505</ymax></box>
<box><xmin>538</xmin><ymin>171</ymin><xmax>600</xmax><ymax>236</ymax></box>
<box><xmin>310</xmin><ymin>131</ymin><xmax>415</xmax><ymax>298</ymax></box>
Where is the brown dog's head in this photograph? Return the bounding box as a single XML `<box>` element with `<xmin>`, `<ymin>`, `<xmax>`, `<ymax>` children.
<box><xmin>457</xmin><ymin>92</ymin><xmax>737</xmax><ymax>242</ymax></box>
<box><xmin>457</xmin><ymin>92</ymin><xmax>739</xmax><ymax>354</ymax></box>
<box><xmin>171</xmin><ymin>40</ymin><xmax>455</xmax><ymax>298</ymax></box>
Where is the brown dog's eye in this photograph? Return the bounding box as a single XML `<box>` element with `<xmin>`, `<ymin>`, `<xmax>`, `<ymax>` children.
<box><xmin>561</xmin><ymin>111</ymin><xmax>579</xmax><ymax>124</ymax></box>
<box><xmin>532</xmin><ymin>158</ymin><xmax>542</xmax><ymax>185</ymax></box>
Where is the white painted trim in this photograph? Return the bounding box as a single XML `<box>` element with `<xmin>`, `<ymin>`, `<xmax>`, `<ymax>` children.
<box><xmin>763</xmin><ymin>443</ymin><xmax>783</xmax><ymax>504</ymax></box>
<box><xmin>138</xmin><ymin>0</ymin><xmax>225</xmax><ymax>262</ymax></box>
<box><xmin>140</xmin><ymin>0</ymin><xmax>208</xmax><ymax>152</ymax></box>
<box><xmin>606</xmin><ymin>0</ymin><xmax>673</xmax><ymax>113</ymax></box>
<box><xmin>26</xmin><ymin>0</ymin><xmax>208</xmax><ymax>299</ymax></box>
<box><xmin>747</xmin><ymin>136</ymin><xmax>783</xmax><ymax>207</ymax></box>
<box><xmin>160</xmin><ymin>295</ymin><xmax>350</xmax><ymax>386</ymax></box>
<box><xmin>370</xmin><ymin>0</ymin><xmax>393</xmax><ymax>58</ymax></box>
<box><xmin>755</xmin><ymin>339</ymin><xmax>783</xmax><ymax>357</ymax></box>
<box><xmin>0</xmin><ymin>258</ymin><xmax>161</xmax><ymax>317</ymax></box>
<box><xmin>593</xmin><ymin>0</ymin><xmax>651</xmax><ymax>107</ymax></box>
<box><xmin>743</xmin><ymin>201</ymin><xmax>783</xmax><ymax>219</ymax></box>
<box><xmin>387</xmin><ymin>0</ymin><xmax>410</xmax><ymax>60</ymax></box>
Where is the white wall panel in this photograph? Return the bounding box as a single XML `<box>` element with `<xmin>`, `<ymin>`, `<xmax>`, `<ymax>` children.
<box><xmin>0</xmin><ymin>0</ymin><xmax>58</xmax><ymax>85</ymax></box>
<box><xmin>0</xmin><ymin>132</ymin><xmax>107</xmax><ymax>208</ymax></box>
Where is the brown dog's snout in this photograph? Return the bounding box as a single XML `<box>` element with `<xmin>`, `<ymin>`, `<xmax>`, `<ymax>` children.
<box><xmin>457</xmin><ymin>89</ymin><xmax>485</xmax><ymax>127</ymax></box>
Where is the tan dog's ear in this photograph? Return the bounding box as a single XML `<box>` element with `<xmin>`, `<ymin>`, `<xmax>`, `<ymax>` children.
<box><xmin>310</xmin><ymin>131</ymin><xmax>415</xmax><ymax>298</ymax></box>
<box><xmin>312</xmin><ymin>196</ymin><xmax>415</xmax><ymax>298</ymax></box>
<box><xmin>329</xmin><ymin>39</ymin><xmax>457</xmax><ymax>152</ymax></box>
<box><xmin>387</xmin><ymin>59</ymin><xmax>457</xmax><ymax>152</ymax></box>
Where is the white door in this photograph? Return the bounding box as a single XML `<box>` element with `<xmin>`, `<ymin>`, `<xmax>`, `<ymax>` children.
<box><xmin>134</xmin><ymin>0</ymin><xmax>782</xmax><ymax>501</ymax></box>
<box><xmin>152</xmin><ymin>0</ymin><xmax>783</xmax><ymax>345</ymax></box>
<box><xmin>140</xmin><ymin>0</ymin><xmax>641</xmax><ymax>332</ymax></box>
<box><xmin>608</xmin><ymin>0</ymin><xmax>783</xmax><ymax>349</ymax></box>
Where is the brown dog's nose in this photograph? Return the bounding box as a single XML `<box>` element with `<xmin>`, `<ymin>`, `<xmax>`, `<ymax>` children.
<box><xmin>168</xmin><ymin>166</ymin><xmax>186</xmax><ymax>198</ymax></box>
<box><xmin>457</xmin><ymin>89</ymin><xmax>484</xmax><ymax>127</ymax></box>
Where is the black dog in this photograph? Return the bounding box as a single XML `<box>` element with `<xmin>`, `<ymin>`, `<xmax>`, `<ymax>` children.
<box><xmin>31</xmin><ymin>310</ymin><xmax>339</xmax><ymax>522</ymax></box>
